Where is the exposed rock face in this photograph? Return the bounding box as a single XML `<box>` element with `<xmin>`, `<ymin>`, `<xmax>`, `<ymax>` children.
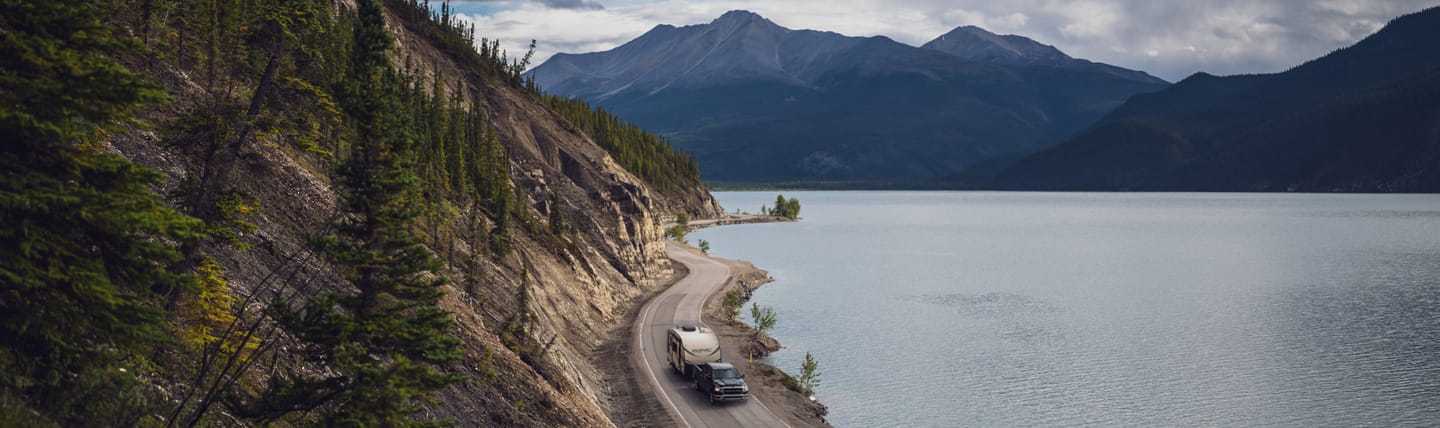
<box><xmin>110</xmin><ymin>3</ymin><xmax>720</xmax><ymax>426</ymax></box>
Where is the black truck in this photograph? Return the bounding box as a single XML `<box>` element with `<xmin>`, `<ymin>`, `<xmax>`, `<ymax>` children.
<box><xmin>693</xmin><ymin>362</ymin><xmax>750</xmax><ymax>404</ymax></box>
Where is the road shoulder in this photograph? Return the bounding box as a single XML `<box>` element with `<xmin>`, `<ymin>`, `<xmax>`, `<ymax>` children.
<box><xmin>591</xmin><ymin>258</ymin><xmax>689</xmax><ymax>427</ymax></box>
<box><xmin>691</xmin><ymin>248</ymin><xmax>831</xmax><ymax>427</ymax></box>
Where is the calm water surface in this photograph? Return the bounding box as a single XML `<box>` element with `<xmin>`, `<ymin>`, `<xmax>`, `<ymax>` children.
<box><xmin>692</xmin><ymin>192</ymin><xmax>1440</xmax><ymax>427</ymax></box>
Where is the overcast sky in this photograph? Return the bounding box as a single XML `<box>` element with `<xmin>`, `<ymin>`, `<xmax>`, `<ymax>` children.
<box><xmin>450</xmin><ymin>0</ymin><xmax>1439</xmax><ymax>81</ymax></box>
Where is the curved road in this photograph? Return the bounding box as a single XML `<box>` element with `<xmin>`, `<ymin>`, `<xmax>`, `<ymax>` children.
<box><xmin>631</xmin><ymin>241</ymin><xmax>792</xmax><ymax>427</ymax></box>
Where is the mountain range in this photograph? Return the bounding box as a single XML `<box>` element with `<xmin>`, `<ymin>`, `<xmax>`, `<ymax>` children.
<box><xmin>529</xmin><ymin>10</ymin><xmax>1167</xmax><ymax>184</ymax></box>
<box><xmin>993</xmin><ymin>6</ymin><xmax>1440</xmax><ymax>192</ymax></box>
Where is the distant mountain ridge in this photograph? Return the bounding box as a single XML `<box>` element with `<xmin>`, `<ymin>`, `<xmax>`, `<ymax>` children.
<box><xmin>994</xmin><ymin>6</ymin><xmax>1440</xmax><ymax>192</ymax></box>
<box><xmin>921</xmin><ymin>26</ymin><xmax>1165</xmax><ymax>84</ymax></box>
<box><xmin>530</xmin><ymin>10</ymin><xmax>1167</xmax><ymax>184</ymax></box>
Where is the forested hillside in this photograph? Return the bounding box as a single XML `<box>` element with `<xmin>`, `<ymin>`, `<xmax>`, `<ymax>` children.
<box><xmin>1</xmin><ymin>0</ymin><xmax>716</xmax><ymax>425</ymax></box>
<box><xmin>995</xmin><ymin>7</ymin><xmax>1440</xmax><ymax>192</ymax></box>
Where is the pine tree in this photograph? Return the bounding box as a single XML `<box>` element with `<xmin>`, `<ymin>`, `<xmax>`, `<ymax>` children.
<box><xmin>248</xmin><ymin>1</ymin><xmax>462</xmax><ymax>424</ymax></box>
<box><xmin>0</xmin><ymin>0</ymin><xmax>204</xmax><ymax>420</ymax></box>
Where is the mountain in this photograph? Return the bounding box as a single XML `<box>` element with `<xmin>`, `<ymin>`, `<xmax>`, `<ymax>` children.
<box><xmin>921</xmin><ymin>26</ymin><xmax>1165</xmax><ymax>84</ymax></box>
<box><xmin>994</xmin><ymin>6</ymin><xmax>1440</xmax><ymax>192</ymax></box>
<box><xmin>529</xmin><ymin>11</ymin><xmax>1167</xmax><ymax>184</ymax></box>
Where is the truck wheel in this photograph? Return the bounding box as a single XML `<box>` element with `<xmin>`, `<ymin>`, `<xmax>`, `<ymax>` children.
<box><xmin>709</xmin><ymin>395</ymin><xmax>717</xmax><ymax>405</ymax></box>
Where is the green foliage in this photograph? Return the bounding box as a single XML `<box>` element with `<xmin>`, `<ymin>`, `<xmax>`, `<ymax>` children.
<box><xmin>500</xmin><ymin>274</ymin><xmax>546</xmax><ymax>367</ymax></box>
<box><xmin>0</xmin><ymin>0</ymin><xmax>167</xmax><ymax>141</ymax></box>
<box><xmin>388</xmin><ymin>0</ymin><xmax>705</xmax><ymax>208</ymax></box>
<box><xmin>749</xmin><ymin>303</ymin><xmax>778</xmax><ymax>336</ymax></box>
<box><xmin>0</xmin><ymin>0</ymin><xmax>207</xmax><ymax>423</ymax></box>
<box><xmin>540</xmin><ymin>95</ymin><xmax>704</xmax><ymax>194</ymax></box>
<box><xmin>797</xmin><ymin>352</ymin><xmax>821</xmax><ymax>395</ymax></box>
<box><xmin>698</xmin><ymin>239</ymin><xmax>711</xmax><ymax>254</ymax></box>
<box><xmin>768</xmin><ymin>194</ymin><xmax>801</xmax><ymax>219</ymax></box>
<box><xmin>207</xmin><ymin>193</ymin><xmax>259</xmax><ymax>250</ymax></box>
<box><xmin>242</xmin><ymin>1</ymin><xmax>462</xmax><ymax>424</ymax></box>
<box><xmin>722</xmin><ymin>288</ymin><xmax>744</xmax><ymax>319</ymax></box>
<box><xmin>387</xmin><ymin>0</ymin><xmax>535</xmax><ymax>88</ymax></box>
<box><xmin>1</xmin><ymin>0</ymin><xmax>701</xmax><ymax>424</ymax></box>
<box><xmin>666</xmin><ymin>225</ymin><xmax>688</xmax><ymax>243</ymax></box>
<box><xmin>180</xmin><ymin>257</ymin><xmax>236</xmax><ymax>347</ymax></box>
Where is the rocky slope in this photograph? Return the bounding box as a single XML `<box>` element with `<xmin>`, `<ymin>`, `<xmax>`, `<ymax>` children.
<box><xmin>105</xmin><ymin>1</ymin><xmax>718</xmax><ymax>425</ymax></box>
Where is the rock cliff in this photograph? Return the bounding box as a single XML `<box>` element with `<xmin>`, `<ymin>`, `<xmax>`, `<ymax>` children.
<box><xmin>105</xmin><ymin>1</ymin><xmax>719</xmax><ymax>425</ymax></box>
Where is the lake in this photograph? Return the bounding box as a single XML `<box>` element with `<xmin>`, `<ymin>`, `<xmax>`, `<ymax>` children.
<box><xmin>691</xmin><ymin>192</ymin><xmax>1440</xmax><ymax>427</ymax></box>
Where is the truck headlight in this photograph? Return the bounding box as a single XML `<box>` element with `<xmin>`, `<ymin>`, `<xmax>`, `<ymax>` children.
<box><xmin>713</xmin><ymin>386</ymin><xmax>722</xmax><ymax>393</ymax></box>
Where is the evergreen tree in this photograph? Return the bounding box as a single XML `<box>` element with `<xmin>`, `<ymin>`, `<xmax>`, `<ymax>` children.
<box><xmin>798</xmin><ymin>352</ymin><xmax>821</xmax><ymax>395</ymax></box>
<box><xmin>0</xmin><ymin>0</ymin><xmax>204</xmax><ymax>420</ymax></box>
<box><xmin>768</xmin><ymin>194</ymin><xmax>800</xmax><ymax>219</ymax></box>
<box><xmin>248</xmin><ymin>1</ymin><xmax>461</xmax><ymax>424</ymax></box>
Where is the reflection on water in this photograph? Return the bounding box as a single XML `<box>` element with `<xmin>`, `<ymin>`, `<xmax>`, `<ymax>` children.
<box><xmin>694</xmin><ymin>192</ymin><xmax>1440</xmax><ymax>427</ymax></box>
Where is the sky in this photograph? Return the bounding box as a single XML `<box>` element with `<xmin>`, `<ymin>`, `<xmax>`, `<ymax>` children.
<box><xmin>449</xmin><ymin>0</ymin><xmax>1440</xmax><ymax>82</ymax></box>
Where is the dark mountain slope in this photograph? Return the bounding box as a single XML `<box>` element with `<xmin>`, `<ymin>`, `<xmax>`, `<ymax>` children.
<box><xmin>529</xmin><ymin>11</ymin><xmax>1167</xmax><ymax>184</ymax></box>
<box><xmin>995</xmin><ymin>7</ymin><xmax>1440</xmax><ymax>192</ymax></box>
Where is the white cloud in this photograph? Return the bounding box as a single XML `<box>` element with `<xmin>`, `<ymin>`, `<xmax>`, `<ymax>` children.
<box><xmin>458</xmin><ymin>0</ymin><xmax>1440</xmax><ymax>81</ymax></box>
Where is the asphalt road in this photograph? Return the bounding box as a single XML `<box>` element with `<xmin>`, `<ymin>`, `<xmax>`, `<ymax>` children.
<box><xmin>631</xmin><ymin>241</ymin><xmax>791</xmax><ymax>428</ymax></box>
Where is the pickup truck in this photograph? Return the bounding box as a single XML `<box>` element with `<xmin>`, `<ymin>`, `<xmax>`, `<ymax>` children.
<box><xmin>693</xmin><ymin>362</ymin><xmax>750</xmax><ymax>404</ymax></box>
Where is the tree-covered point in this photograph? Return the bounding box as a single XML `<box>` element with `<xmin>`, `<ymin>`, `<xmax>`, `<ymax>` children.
<box><xmin>769</xmin><ymin>194</ymin><xmax>801</xmax><ymax>220</ymax></box>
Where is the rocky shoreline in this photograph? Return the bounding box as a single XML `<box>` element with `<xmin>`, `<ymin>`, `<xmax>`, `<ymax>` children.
<box><xmin>690</xmin><ymin>215</ymin><xmax>830</xmax><ymax>426</ymax></box>
<box><xmin>592</xmin><ymin>214</ymin><xmax>829</xmax><ymax>427</ymax></box>
<box><xmin>700</xmin><ymin>254</ymin><xmax>831</xmax><ymax>427</ymax></box>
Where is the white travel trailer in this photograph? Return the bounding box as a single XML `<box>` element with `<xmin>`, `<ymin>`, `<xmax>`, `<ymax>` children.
<box><xmin>666</xmin><ymin>324</ymin><xmax>721</xmax><ymax>377</ymax></box>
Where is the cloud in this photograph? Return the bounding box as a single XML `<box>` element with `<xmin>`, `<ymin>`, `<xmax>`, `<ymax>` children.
<box><xmin>460</xmin><ymin>0</ymin><xmax>1440</xmax><ymax>81</ymax></box>
<box><xmin>452</xmin><ymin>0</ymin><xmax>603</xmax><ymax>10</ymax></box>
<box><xmin>537</xmin><ymin>0</ymin><xmax>604</xmax><ymax>9</ymax></box>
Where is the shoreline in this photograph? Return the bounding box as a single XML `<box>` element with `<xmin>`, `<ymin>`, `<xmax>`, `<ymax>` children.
<box><xmin>595</xmin><ymin>214</ymin><xmax>824</xmax><ymax>427</ymax></box>
<box><xmin>685</xmin><ymin>215</ymin><xmax>829</xmax><ymax>426</ymax></box>
<box><xmin>696</xmin><ymin>248</ymin><xmax>830</xmax><ymax>426</ymax></box>
<box><xmin>683</xmin><ymin>213</ymin><xmax>794</xmax><ymax>230</ymax></box>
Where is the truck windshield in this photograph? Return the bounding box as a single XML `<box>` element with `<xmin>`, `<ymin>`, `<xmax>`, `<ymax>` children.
<box><xmin>713</xmin><ymin>368</ymin><xmax>740</xmax><ymax>379</ymax></box>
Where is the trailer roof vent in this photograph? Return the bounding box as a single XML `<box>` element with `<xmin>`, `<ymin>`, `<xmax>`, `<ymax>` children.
<box><xmin>680</xmin><ymin>325</ymin><xmax>698</xmax><ymax>332</ymax></box>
